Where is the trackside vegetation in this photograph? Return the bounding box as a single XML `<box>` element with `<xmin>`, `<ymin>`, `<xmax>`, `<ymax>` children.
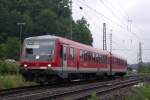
<box><xmin>138</xmin><ymin>63</ymin><xmax>150</xmax><ymax>74</ymax></box>
<box><xmin>0</xmin><ymin>62</ymin><xmax>35</xmax><ymax>89</ymax></box>
<box><xmin>0</xmin><ymin>62</ymin><xmax>20</xmax><ymax>75</ymax></box>
<box><xmin>0</xmin><ymin>75</ymin><xmax>25</xmax><ymax>89</ymax></box>
<box><xmin>125</xmin><ymin>84</ymin><xmax>150</xmax><ymax>100</ymax></box>
<box><xmin>88</xmin><ymin>92</ymin><xmax>97</xmax><ymax>100</ymax></box>
<box><xmin>86</xmin><ymin>84</ymin><xmax>150</xmax><ymax>100</ymax></box>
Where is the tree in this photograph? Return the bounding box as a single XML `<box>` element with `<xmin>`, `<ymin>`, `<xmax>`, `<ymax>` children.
<box><xmin>0</xmin><ymin>0</ymin><xmax>93</xmax><ymax>60</ymax></box>
<box><xmin>0</xmin><ymin>0</ymin><xmax>93</xmax><ymax>44</ymax></box>
<box><xmin>4</xmin><ymin>37</ymin><xmax>20</xmax><ymax>60</ymax></box>
<box><xmin>0</xmin><ymin>32</ymin><xmax>8</xmax><ymax>44</ymax></box>
<box><xmin>138</xmin><ymin>63</ymin><xmax>150</xmax><ymax>74</ymax></box>
<box><xmin>57</xmin><ymin>0</ymin><xmax>71</xmax><ymax>17</ymax></box>
<box><xmin>34</xmin><ymin>9</ymin><xmax>57</xmax><ymax>34</ymax></box>
<box><xmin>0</xmin><ymin>44</ymin><xmax>5</xmax><ymax>59</ymax></box>
<box><xmin>73</xmin><ymin>17</ymin><xmax>93</xmax><ymax>46</ymax></box>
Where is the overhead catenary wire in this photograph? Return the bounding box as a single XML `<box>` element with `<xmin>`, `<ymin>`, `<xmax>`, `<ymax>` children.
<box><xmin>75</xmin><ymin>0</ymin><xmax>140</xmax><ymax>41</ymax></box>
<box><xmin>107</xmin><ymin>0</ymin><xmax>146</xmax><ymax>40</ymax></box>
<box><xmin>74</xmin><ymin>1</ymin><xmax>134</xmax><ymax>51</ymax></box>
<box><xmin>106</xmin><ymin>0</ymin><xmax>129</xmax><ymax>19</ymax></box>
<box><xmin>76</xmin><ymin>0</ymin><xmax>141</xmax><ymax>41</ymax></box>
<box><xmin>77</xmin><ymin>0</ymin><xmax>126</xmax><ymax>29</ymax></box>
<box><xmin>98</xmin><ymin>0</ymin><xmax>127</xmax><ymax>26</ymax></box>
<box><xmin>97</xmin><ymin>0</ymin><xmax>138</xmax><ymax>51</ymax></box>
<box><xmin>74</xmin><ymin>2</ymin><xmax>129</xmax><ymax>51</ymax></box>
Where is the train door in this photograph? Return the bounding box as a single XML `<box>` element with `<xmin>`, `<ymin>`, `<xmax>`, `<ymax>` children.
<box><xmin>68</xmin><ymin>47</ymin><xmax>75</xmax><ymax>68</ymax></box>
<box><xmin>63</xmin><ymin>45</ymin><xmax>67</xmax><ymax>69</ymax></box>
<box><xmin>60</xmin><ymin>45</ymin><xmax>68</xmax><ymax>70</ymax></box>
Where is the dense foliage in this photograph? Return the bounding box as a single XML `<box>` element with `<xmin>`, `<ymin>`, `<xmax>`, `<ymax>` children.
<box><xmin>137</xmin><ymin>63</ymin><xmax>150</xmax><ymax>74</ymax></box>
<box><xmin>125</xmin><ymin>84</ymin><xmax>150</xmax><ymax>100</ymax></box>
<box><xmin>0</xmin><ymin>62</ymin><xmax>20</xmax><ymax>75</ymax></box>
<box><xmin>0</xmin><ymin>75</ymin><xmax>36</xmax><ymax>89</ymax></box>
<box><xmin>0</xmin><ymin>0</ymin><xmax>93</xmax><ymax>60</ymax></box>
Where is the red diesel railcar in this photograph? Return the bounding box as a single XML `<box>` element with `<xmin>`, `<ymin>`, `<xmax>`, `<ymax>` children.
<box><xmin>20</xmin><ymin>35</ymin><xmax>127</xmax><ymax>83</ymax></box>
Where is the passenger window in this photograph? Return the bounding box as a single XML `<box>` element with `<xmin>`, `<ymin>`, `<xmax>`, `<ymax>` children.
<box><xmin>98</xmin><ymin>54</ymin><xmax>100</xmax><ymax>63</ymax></box>
<box><xmin>60</xmin><ymin>45</ymin><xmax>63</xmax><ymax>58</ymax></box>
<box><xmin>69</xmin><ymin>47</ymin><xmax>74</xmax><ymax>59</ymax></box>
<box><xmin>80</xmin><ymin>50</ymin><xmax>83</xmax><ymax>59</ymax></box>
<box><xmin>84</xmin><ymin>51</ymin><xmax>87</xmax><ymax>61</ymax></box>
<box><xmin>99</xmin><ymin>54</ymin><xmax>102</xmax><ymax>63</ymax></box>
<box><xmin>102</xmin><ymin>55</ymin><xmax>104</xmax><ymax>63</ymax></box>
<box><xmin>93</xmin><ymin>53</ymin><xmax>96</xmax><ymax>62</ymax></box>
<box><xmin>107</xmin><ymin>56</ymin><xmax>109</xmax><ymax>64</ymax></box>
<box><xmin>96</xmin><ymin>53</ymin><xmax>99</xmax><ymax>63</ymax></box>
<box><xmin>87</xmin><ymin>51</ymin><xmax>91</xmax><ymax>61</ymax></box>
<box><xmin>104</xmin><ymin>56</ymin><xmax>107</xmax><ymax>64</ymax></box>
<box><xmin>89</xmin><ymin>52</ymin><xmax>92</xmax><ymax>61</ymax></box>
<box><xmin>92</xmin><ymin>53</ymin><xmax>95</xmax><ymax>61</ymax></box>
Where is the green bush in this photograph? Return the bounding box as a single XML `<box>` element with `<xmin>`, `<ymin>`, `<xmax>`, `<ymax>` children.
<box><xmin>0</xmin><ymin>75</ymin><xmax>25</xmax><ymax>89</ymax></box>
<box><xmin>138</xmin><ymin>64</ymin><xmax>150</xmax><ymax>74</ymax></box>
<box><xmin>0</xmin><ymin>75</ymin><xmax>36</xmax><ymax>89</ymax></box>
<box><xmin>88</xmin><ymin>92</ymin><xmax>97</xmax><ymax>100</ymax></box>
<box><xmin>0</xmin><ymin>62</ymin><xmax>20</xmax><ymax>75</ymax></box>
<box><xmin>125</xmin><ymin>84</ymin><xmax>150</xmax><ymax>100</ymax></box>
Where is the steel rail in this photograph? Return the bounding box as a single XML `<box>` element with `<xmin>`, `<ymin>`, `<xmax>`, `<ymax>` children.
<box><xmin>37</xmin><ymin>75</ymin><xmax>150</xmax><ymax>100</ymax></box>
<box><xmin>0</xmin><ymin>75</ymin><xmax>149</xmax><ymax>100</ymax></box>
<box><xmin>0</xmin><ymin>78</ymin><xmax>120</xmax><ymax>100</ymax></box>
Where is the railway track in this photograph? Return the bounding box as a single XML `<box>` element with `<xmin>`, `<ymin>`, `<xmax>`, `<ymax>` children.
<box><xmin>0</xmin><ymin>78</ymin><xmax>117</xmax><ymax>99</ymax></box>
<box><xmin>0</xmin><ymin>75</ymin><xmax>149</xmax><ymax>100</ymax></box>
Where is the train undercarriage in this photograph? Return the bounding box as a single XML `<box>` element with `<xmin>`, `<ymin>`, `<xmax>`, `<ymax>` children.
<box><xmin>21</xmin><ymin>68</ymin><xmax>126</xmax><ymax>84</ymax></box>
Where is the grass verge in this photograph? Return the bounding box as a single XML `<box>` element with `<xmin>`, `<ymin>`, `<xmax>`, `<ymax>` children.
<box><xmin>0</xmin><ymin>74</ymin><xmax>36</xmax><ymax>89</ymax></box>
<box><xmin>125</xmin><ymin>84</ymin><xmax>150</xmax><ymax>100</ymax></box>
<box><xmin>0</xmin><ymin>62</ymin><xmax>20</xmax><ymax>74</ymax></box>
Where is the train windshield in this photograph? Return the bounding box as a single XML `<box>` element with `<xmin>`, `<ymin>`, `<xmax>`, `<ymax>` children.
<box><xmin>23</xmin><ymin>39</ymin><xmax>55</xmax><ymax>61</ymax></box>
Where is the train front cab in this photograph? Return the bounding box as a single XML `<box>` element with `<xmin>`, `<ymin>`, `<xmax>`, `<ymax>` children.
<box><xmin>20</xmin><ymin>37</ymin><xmax>80</xmax><ymax>83</ymax></box>
<box><xmin>20</xmin><ymin>37</ymin><xmax>62</xmax><ymax>83</ymax></box>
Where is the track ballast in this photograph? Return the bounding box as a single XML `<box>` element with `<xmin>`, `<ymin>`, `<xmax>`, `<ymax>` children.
<box><xmin>0</xmin><ymin>75</ymin><xmax>150</xmax><ymax>100</ymax></box>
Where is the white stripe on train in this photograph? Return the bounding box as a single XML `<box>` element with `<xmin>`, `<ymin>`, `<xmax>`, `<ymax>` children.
<box><xmin>25</xmin><ymin>66</ymin><xmax>127</xmax><ymax>72</ymax></box>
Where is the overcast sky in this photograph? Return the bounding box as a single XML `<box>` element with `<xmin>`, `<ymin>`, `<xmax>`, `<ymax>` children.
<box><xmin>72</xmin><ymin>0</ymin><xmax>150</xmax><ymax>64</ymax></box>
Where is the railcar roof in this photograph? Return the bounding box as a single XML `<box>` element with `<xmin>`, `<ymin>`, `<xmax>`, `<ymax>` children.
<box><xmin>112</xmin><ymin>53</ymin><xmax>126</xmax><ymax>61</ymax></box>
<box><xmin>25</xmin><ymin>35</ymin><xmax>108</xmax><ymax>54</ymax></box>
<box><xmin>25</xmin><ymin>35</ymin><xmax>58</xmax><ymax>40</ymax></box>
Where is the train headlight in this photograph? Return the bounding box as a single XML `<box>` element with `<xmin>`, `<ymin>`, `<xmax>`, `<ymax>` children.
<box><xmin>24</xmin><ymin>64</ymin><xmax>27</xmax><ymax>67</ymax></box>
<box><xmin>48</xmin><ymin>64</ymin><xmax>51</xmax><ymax>68</ymax></box>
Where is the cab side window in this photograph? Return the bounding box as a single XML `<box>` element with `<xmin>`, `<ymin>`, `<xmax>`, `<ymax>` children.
<box><xmin>63</xmin><ymin>46</ymin><xmax>67</xmax><ymax>60</ymax></box>
<box><xmin>60</xmin><ymin>45</ymin><xmax>63</xmax><ymax>58</ymax></box>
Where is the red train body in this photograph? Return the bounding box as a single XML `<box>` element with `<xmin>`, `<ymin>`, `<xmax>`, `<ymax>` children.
<box><xmin>20</xmin><ymin>35</ymin><xmax>127</xmax><ymax>83</ymax></box>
